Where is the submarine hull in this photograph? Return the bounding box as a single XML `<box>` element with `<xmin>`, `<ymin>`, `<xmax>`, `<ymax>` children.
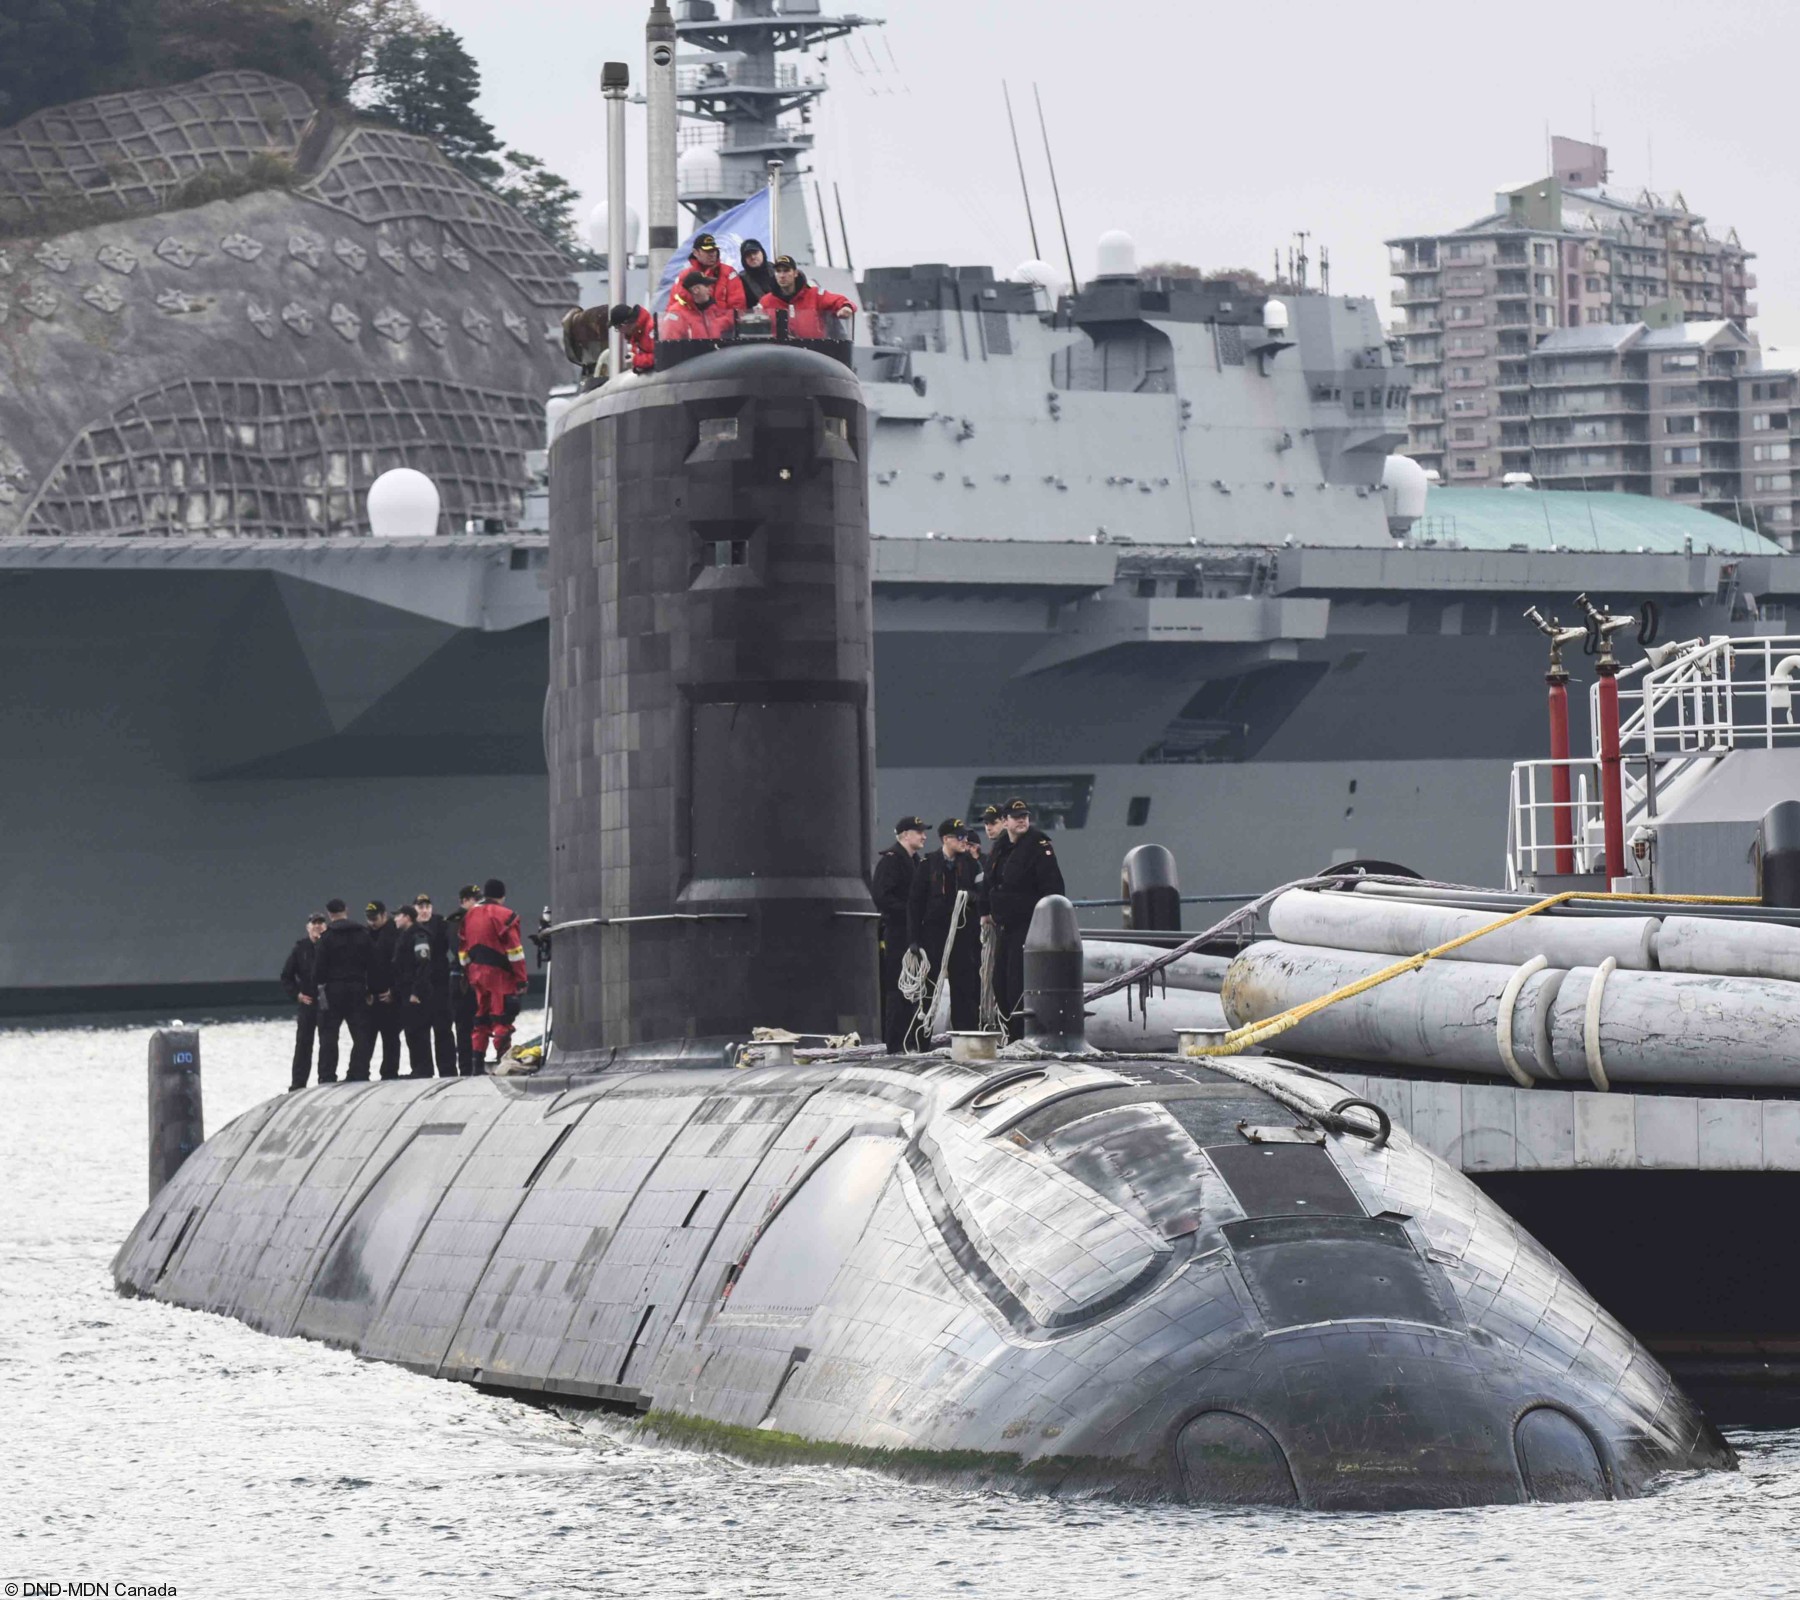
<box><xmin>113</xmin><ymin>1053</ymin><xmax>1731</xmax><ymax>1509</ymax></box>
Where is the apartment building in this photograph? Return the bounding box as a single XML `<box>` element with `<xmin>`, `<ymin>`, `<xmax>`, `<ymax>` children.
<box><xmin>1526</xmin><ymin>320</ymin><xmax>1794</xmax><ymax>541</ymax></box>
<box><xmin>1389</xmin><ymin>136</ymin><xmax>1758</xmax><ymax>487</ymax></box>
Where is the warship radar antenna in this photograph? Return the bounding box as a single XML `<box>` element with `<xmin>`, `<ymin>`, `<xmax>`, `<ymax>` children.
<box><xmin>672</xmin><ymin>0</ymin><xmax>884</xmax><ymax>263</ymax></box>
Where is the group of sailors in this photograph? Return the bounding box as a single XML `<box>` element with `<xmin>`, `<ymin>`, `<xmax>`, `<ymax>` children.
<box><xmin>872</xmin><ymin>799</ymin><xmax>1066</xmax><ymax>1054</ymax></box>
<box><xmin>567</xmin><ymin>234</ymin><xmax>856</xmax><ymax>382</ymax></box>
<box><xmin>280</xmin><ymin>880</ymin><xmax>529</xmax><ymax>1089</ymax></box>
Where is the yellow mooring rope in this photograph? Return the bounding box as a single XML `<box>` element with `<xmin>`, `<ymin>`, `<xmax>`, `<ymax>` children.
<box><xmin>1183</xmin><ymin>888</ymin><xmax>1764</xmax><ymax>1058</ymax></box>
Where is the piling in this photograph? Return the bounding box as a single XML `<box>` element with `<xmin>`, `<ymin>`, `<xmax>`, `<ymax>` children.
<box><xmin>148</xmin><ymin>1027</ymin><xmax>203</xmax><ymax>1199</ymax></box>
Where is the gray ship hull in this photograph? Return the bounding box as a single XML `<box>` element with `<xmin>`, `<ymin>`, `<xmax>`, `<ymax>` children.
<box><xmin>6</xmin><ymin>537</ymin><xmax>1789</xmax><ymax>1005</ymax></box>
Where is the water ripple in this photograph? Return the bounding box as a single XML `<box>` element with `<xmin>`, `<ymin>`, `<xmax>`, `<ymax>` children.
<box><xmin>4</xmin><ymin>1017</ymin><xmax>1797</xmax><ymax>1599</ymax></box>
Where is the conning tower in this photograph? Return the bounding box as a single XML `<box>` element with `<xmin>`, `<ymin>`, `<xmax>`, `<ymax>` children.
<box><xmin>546</xmin><ymin>344</ymin><xmax>877</xmax><ymax>1050</ymax></box>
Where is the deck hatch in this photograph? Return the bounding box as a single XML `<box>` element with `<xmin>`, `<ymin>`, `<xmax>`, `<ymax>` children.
<box><xmin>1205</xmin><ymin>1142</ymin><xmax>1363</xmax><ymax>1219</ymax></box>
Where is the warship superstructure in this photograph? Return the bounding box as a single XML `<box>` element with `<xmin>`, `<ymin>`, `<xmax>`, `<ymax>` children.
<box><xmin>1</xmin><ymin>11</ymin><xmax>1793</xmax><ymax>1007</ymax></box>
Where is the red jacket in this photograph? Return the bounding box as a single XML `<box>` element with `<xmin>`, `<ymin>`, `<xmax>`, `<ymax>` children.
<box><xmin>460</xmin><ymin>901</ymin><xmax>527</xmax><ymax>991</ymax></box>
<box><xmin>660</xmin><ymin>298</ymin><xmax>736</xmax><ymax>341</ymax></box>
<box><xmin>684</xmin><ymin>256</ymin><xmax>745</xmax><ymax>312</ymax></box>
<box><xmin>759</xmin><ymin>278</ymin><xmax>855</xmax><ymax>340</ymax></box>
<box><xmin>623</xmin><ymin>305</ymin><xmax>655</xmax><ymax>372</ymax></box>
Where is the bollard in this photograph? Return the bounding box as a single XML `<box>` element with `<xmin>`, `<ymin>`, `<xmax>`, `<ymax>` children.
<box><xmin>1757</xmin><ymin>801</ymin><xmax>1800</xmax><ymax>907</ymax></box>
<box><xmin>1022</xmin><ymin>895</ymin><xmax>1093</xmax><ymax>1053</ymax></box>
<box><xmin>1122</xmin><ymin>843</ymin><xmax>1181</xmax><ymax>931</ymax></box>
<box><xmin>148</xmin><ymin>1027</ymin><xmax>203</xmax><ymax>1200</ymax></box>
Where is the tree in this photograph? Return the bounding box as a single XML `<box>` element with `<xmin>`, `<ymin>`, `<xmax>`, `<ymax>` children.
<box><xmin>0</xmin><ymin>0</ymin><xmax>154</xmax><ymax>125</ymax></box>
<box><xmin>362</xmin><ymin>25</ymin><xmax>501</xmax><ymax>180</ymax></box>
<box><xmin>493</xmin><ymin>149</ymin><xmax>594</xmax><ymax>263</ymax></box>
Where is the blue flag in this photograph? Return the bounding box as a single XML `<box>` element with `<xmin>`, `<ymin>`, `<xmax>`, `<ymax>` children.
<box><xmin>654</xmin><ymin>186</ymin><xmax>773</xmax><ymax>312</ymax></box>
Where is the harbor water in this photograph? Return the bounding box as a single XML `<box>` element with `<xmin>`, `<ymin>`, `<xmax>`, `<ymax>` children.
<box><xmin>7</xmin><ymin>1017</ymin><xmax>1800</xmax><ymax>1599</ymax></box>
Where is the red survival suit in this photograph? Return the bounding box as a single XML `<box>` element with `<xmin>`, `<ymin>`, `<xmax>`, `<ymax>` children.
<box><xmin>681</xmin><ymin>253</ymin><xmax>746</xmax><ymax>312</ymax></box>
<box><xmin>660</xmin><ymin>297</ymin><xmax>736</xmax><ymax>341</ymax></box>
<box><xmin>459</xmin><ymin>899</ymin><xmax>527</xmax><ymax>1061</ymax></box>
<box><xmin>758</xmin><ymin>274</ymin><xmax>855</xmax><ymax>339</ymax></box>
<box><xmin>621</xmin><ymin>304</ymin><xmax>656</xmax><ymax>373</ymax></box>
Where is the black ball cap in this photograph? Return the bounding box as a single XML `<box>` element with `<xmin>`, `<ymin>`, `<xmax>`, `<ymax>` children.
<box><xmin>694</xmin><ymin>233</ymin><xmax>718</xmax><ymax>250</ymax></box>
<box><xmin>980</xmin><ymin>805</ymin><xmax>1001</xmax><ymax>823</ymax></box>
<box><xmin>938</xmin><ymin>817</ymin><xmax>963</xmax><ymax>837</ymax></box>
<box><xmin>458</xmin><ymin>884</ymin><xmax>481</xmax><ymax>901</ymax></box>
<box><xmin>365</xmin><ymin>899</ymin><xmax>386</xmax><ymax>917</ymax></box>
<box><xmin>894</xmin><ymin>815</ymin><xmax>926</xmax><ymax>835</ymax></box>
<box><xmin>607</xmin><ymin>303</ymin><xmax>639</xmax><ymax>327</ymax></box>
<box><xmin>772</xmin><ymin>253</ymin><xmax>797</xmax><ymax>271</ymax></box>
<box><xmin>1004</xmin><ymin>798</ymin><xmax>1031</xmax><ymax>818</ymax></box>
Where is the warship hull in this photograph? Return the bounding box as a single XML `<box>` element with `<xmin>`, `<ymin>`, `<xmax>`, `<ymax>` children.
<box><xmin>5</xmin><ymin>534</ymin><xmax>1789</xmax><ymax>1007</ymax></box>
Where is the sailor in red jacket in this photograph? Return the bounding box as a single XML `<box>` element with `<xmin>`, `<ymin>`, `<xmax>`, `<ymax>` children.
<box><xmin>680</xmin><ymin>231</ymin><xmax>746</xmax><ymax>311</ymax></box>
<box><xmin>660</xmin><ymin>272</ymin><xmax>737</xmax><ymax>341</ymax></box>
<box><xmin>458</xmin><ymin>876</ymin><xmax>528</xmax><ymax>1066</ymax></box>
<box><xmin>758</xmin><ymin>254</ymin><xmax>855</xmax><ymax>339</ymax></box>
<box><xmin>608</xmin><ymin>302</ymin><xmax>656</xmax><ymax>373</ymax></box>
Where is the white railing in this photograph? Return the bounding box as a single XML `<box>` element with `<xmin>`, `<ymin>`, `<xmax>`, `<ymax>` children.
<box><xmin>1508</xmin><ymin>632</ymin><xmax>1800</xmax><ymax>886</ymax></box>
<box><xmin>1505</xmin><ymin>758</ymin><xmax>1604</xmax><ymax>888</ymax></box>
<box><xmin>1604</xmin><ymin>632</ymin><xmax>1800</xmax><ymax>817</ymax></box>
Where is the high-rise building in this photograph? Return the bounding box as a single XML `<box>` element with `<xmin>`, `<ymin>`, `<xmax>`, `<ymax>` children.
<box><xmin>1389</xmin><ymin>137</ymin><xmax>1758</xmax><ymax>486</ymax></box>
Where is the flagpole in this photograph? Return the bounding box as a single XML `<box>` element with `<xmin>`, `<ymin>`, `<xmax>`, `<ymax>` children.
<box><xmin>766</xmin><ymin>159</ymin><xmax>784</xmax><ymax>261</ymax></box>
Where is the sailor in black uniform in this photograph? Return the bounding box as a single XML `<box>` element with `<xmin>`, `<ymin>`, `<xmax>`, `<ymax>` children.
<box><xmin>907</xmin><ymin>818</ymin><xmax>981</xmax><ymax>1036</ymax></box>
<box><xmin>988</xmin><ymin>798</ymin><xmax>1066</xmax><ymax>1041</ymax></box>
<box><xmin>872</xmin><ymin>815</ymin><xmax>927</xmax><ymax>1053</ymax></box>
<box><xmin>281</xmin><ymin>913</ymin><xmax>326</xmax><ymax>1090</ymax></box>
<box><xmin>977</xmin><ymin>804</ymin><xmax>1014</xmax><ymax>1026</ymax></box>
<box><xmin>313</xmin><ymin>899</ymin><xmax>377</xmax><ymax>1082</ymax></box>
<box><xmin>364</xmin><ymin>900</ymin><xmax>402</xmax><ymax>1080</ymax></box>
<box><xmin>388</xmin><ymin>904</ymin><xmax>438</xmax><ymax>1078</ymax></box>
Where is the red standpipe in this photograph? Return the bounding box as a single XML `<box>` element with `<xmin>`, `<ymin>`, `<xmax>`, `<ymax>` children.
<box><xmin>1596</xmin><ymin>663</ymin><xmax>1626</xmax><ymax>884</ymax></box>
<box><xmin>1545</xmin><ymin>669</ymin><xmax>1574</xmax><ymax>875</ymax></box>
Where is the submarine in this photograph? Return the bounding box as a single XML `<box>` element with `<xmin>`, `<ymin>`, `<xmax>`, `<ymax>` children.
<box><xmin>113</xmin><ymin>314</ymin><xmax>1734</xmax><ymax>1510</ymax></box>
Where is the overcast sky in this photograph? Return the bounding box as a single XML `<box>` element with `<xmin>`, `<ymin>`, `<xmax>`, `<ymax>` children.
<box><xmin>428</xmin><ymin>0</ymin><xmax>1800</xmax><ymax>352</ymax></box>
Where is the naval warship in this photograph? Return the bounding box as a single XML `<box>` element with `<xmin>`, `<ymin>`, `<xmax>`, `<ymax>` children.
<box><xmin>1</xmin><ymin>1</ymin><xmax>1792</xmax><ymax>1009</ymax></box>
<box><xmin>115</xmin><ymin>324</ymin><xmax>1736</xmax><ymax>1510</ymax></box>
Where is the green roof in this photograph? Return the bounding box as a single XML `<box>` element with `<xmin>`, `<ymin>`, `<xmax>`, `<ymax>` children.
<box><xmin>1412</xmin><ymin>488</ymin><xmax>1783</xmax><ymax>555</ymax></box>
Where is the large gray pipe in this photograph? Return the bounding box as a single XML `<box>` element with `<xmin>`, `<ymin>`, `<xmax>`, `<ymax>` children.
<box><xmin>1222</xmin><ymin>942</ymin><xmax>1566</xmax><ymax>1080</ymax></box>
<box><xmin>1659</xmin><ymin>915</ymin><xmax>1800</xmax><ymax>982</ymax></box>
<box><xmin>148</xmin><ymin>1027</ymin><xmax>203</xmax><ymax>1199</ymax></box>
<box><xmin>1268</xmin><ymin>889</ymin><xmax>1658</xmax><ymax>971</ymax></box>
<box><xmin>602</xmin><ymin>61</ymin><xmax>630</xmax><ymax>377</ymax></box>
<box><xmin>1084</xmin><ymin>939</ymin><xmax>1227</xmax><ymax>993</ymax></box>
<box><xmin>1547</xmin><ymin>966</ymin><xmax>1800</xmax><ymax>1088</ymax></box>
<box><xmin>644</xmin><ymin>2</ymin><xmax>678</xmax><ymax>285</ymax></box>
<box><xmin>1085</xmin><ymin>988</ymin><xmax>1227</xmax><ymax>1052</ymax></box>
<box><xmin>1225</xmin><ymin>939</ymin><xmax>1800</xmax><ymax>1089</ymax></box>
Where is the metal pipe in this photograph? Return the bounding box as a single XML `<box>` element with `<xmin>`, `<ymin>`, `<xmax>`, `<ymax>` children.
<box><xmin>1596</xmin><ymin>662</ymin><xmax>1626</xmax><ymax>883</ymax></box>
<box><xmin>602</xmin><ymin>61</ymin><xmax>630</xmax><ymax>380</ymax></box>
<box><xmin>833</xmin><ymin>182</ymin><xmax>854</xmax><ymax>275</ymax></box>
<box><xmin>1546</xmin><ymin>671</ymin><xmax>1574</xmax><ymax>874</ymax></box>
<box><xmin>1033</xmin><ymin>82</ymin><xmax>1078</xmax><ymax>293</ymax></box>
<box><xmin>645</xmin><ymin>3</ymin><xmax>678</xmax><ymax>286</ymax></box>
<box><xmin>814</xmin><ymin>179</ymin><xmax>835</xmax><ymax>268</ymax></box>
<box><xmin>1002</xmin><ymin>80</ymin><xmax>1041</xmax><ymax>260</ymax></box>
<box><xmin>766</xmin><ymin>158</ymin><xmax>783</xmax><ymax>260</ymax></box>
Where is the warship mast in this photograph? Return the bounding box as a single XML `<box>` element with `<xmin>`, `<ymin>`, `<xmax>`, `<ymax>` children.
<box><xmin>673</xmin><ymin>0</ymin><xmax>881</xmax><ymax>262</ymax></box>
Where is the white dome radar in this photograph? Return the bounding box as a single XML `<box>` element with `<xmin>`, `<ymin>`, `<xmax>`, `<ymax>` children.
<box><xmin>1262</xmin><ymin>298</ymin><xmax>1290</xmax><ymax>334</ymax></box>
<box><xmin>1095</xmin><ymin>229</ymin><xmax>1137</xmax><ymax>280</ymax></box>
<box><xmin>585</xmin><ymin>200</ymin><xmax>643</xmax><ymax>256</ymax></box>
<box><xmin>1502</xmin><ymin>471</ymin><xmax>1536</xmax><ymax>489</ymax></box>
<box><xmin>367</xmin><ymin>468</ymin><xmax>442</xmax><ymax>539</ymax></box>
<box><xmin>1381</xmin><ymin>454</ymin><xmax>1430</xmax><ymax>525</ymax></box>
<box><xmin>1014</xmin><ymin>258</ymin><xmax>1060</xmax><ymax>311</ymax></box>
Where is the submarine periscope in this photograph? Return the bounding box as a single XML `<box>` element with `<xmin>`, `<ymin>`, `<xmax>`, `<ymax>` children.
<box><xmin>114</xmin><ymin>192</ymin><xmax>1734</xmax><ymax>1508</ymax></box>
